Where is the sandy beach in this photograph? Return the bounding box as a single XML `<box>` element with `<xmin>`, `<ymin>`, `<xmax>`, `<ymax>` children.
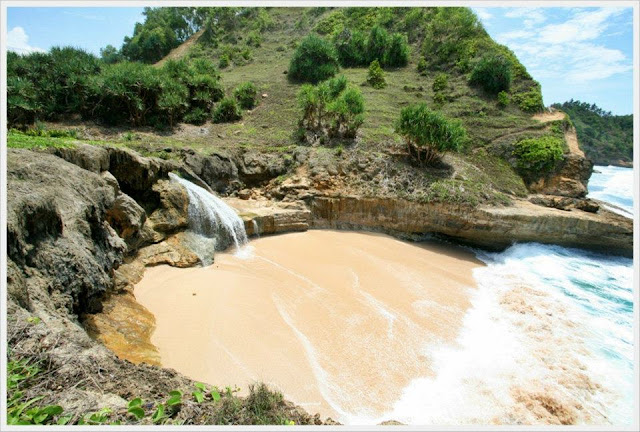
<box><xmin>134</xmin><ymin>230</ymin><xmax>482</xmax><ymax>421</ymax></box>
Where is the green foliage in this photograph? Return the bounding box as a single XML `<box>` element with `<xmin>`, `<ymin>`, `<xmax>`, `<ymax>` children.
<box><xmin>433</xmin><ymin>92</ymin><xmax>446</xmax><ymax>106</ymax></box>
<box><xmin>219</xmin><ymin>54</ymin><xmax>230</xmax><ymax>69</ymax></box>
<box><xmin>212</xmin><ymin>98</ymin><xmax>242</xmax><ymax>123</ymax></box>
<box><xmin>422</xmin><ymin>8</ymin><xmax>488</xmax><ymax>70</ymax></box>
<box><xmin>127</xmin><ymin>398</ymin><xmax>145</xmax><ymax>419</ymax></box>
<box><xmin>553</xmin><ymin>100</ymin><xmax>633</xmax><ymax>164</ymax></box>
<box><xmin>288</xmin><ymin>34</ymin><xmax>340</xmax><ymax>84</ymax></box>
<box><xmin>513</xmin><ymin>135</ymin><xmax>564</xmax><ymax>175</ymax></box>
<box><xmin>100</xmin><ymin>44</ymin><xmax>123</xmax><ymax>64</ymax></box>
<box><xmin>366</xmin><ymin>25</ymin><xmax>390</xmax><ymax>66</ymax></box>
<box><xmin>469</xmin><ymin>55</ymin><xmax>512</xmax><ymax>94</ymax></box>
<box><xmin>395</xmin><ymin>103</ymin><xmax>466</xmax><ymax>165</ymax></box>
<box><xmin>367</xmin><ymin>60</ymin><xmax>386</xmax><ymax>89</ymax></box>
<box><xmin>333</xmin><ymin>28</ymin><xmax>367</xmax><ymax>67</ymax></box>
<box><xmin>233</xmin><ymin>82</ymin><xmax>258</xmax><ymax>109</ymax></box>
<box><xmin>385</xmin><ymin>33</ymin><xmax>409</xmax><ymax>67</ymax></box>
<box><xmin>512</xmin><ymin>87</ymin><xmax>544</xmax><ymax>113</ymax></box>
<box><xmin>246</xmin><ymin>31</ymin><xmax>262</xmax><ymax>47</ymax></box>
<box><xmin>314</xmin><ymin>11</ymin><xmax>346</xmax><ymax>35</ymax></box>
<box><xmin>297</xmin><ymin>75</ymin><xmax>365</xmax><ymax>141</ymax></box>
<box><xmin>417</xmin><ymin>58</ymin><xmax>428</xmax><ymax>75</ymax></box>
<box><xmin>7</xmin><ymin>47</ymin><xmax>101</xmax><ymax>125</ymax></box>
<box><xmin>432</xmin><ymin>73</ymin><xmax>448</xmax><ymax>92</ymax></box>
<box><xmin>497</xmin><ymin>90</ymin><xmax>509</xmax><ymax>108</ymax></box>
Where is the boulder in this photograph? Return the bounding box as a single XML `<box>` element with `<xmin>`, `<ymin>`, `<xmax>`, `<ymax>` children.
<box><xmin>48</xmin><ymin>143</ymin><xmax>110</xmax><ymax>173</ymax></box>
<box><xmin>239</xmin><ymin>150</ymin><xmax>291</xmax><ymax>186</ymax></box>
<box><xmin>105</xmin><ymin>193</ymin><xmax>147</xmax><ymax>249</ymax></box>
<box><xmin>181</xmin><ymin>150</ymin><xmax>239</xmax><ymax>193</ymax></box>
<box><xmin>146</xmin><ymin>179</ymin><xmax>189</xmax><ymax>236</ymax></box>
<box><xmin>7</xmin><ymin>149</ymin><xmax>126</xmax><ymax>315</ymax></box>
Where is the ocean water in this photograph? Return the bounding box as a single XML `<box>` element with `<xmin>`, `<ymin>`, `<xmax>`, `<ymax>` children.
<box><xmin>374</xmin><ymin>166</ymin><xmax>636</xmax><ymax>426</ymax></box>
<box><xmin>587</xmin><ymin>165</ymin><xmax>634</xmax><ymax>218</ymax></box>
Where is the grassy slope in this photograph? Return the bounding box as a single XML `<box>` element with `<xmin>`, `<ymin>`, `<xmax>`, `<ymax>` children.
<box><xmin>8</xmin><ymin>7</ymin><xmax>567</xmax><ymax>205</ymax></box>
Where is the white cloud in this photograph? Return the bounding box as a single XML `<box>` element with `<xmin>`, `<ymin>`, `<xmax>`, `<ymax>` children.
<box><xmin>7</xmin><ymin>27</ymin><xmax>45</xmax><ymax>54</ymax></box>
<box><xmin>495</xmin><ymin>30</ymin><xmax>530</xmax><ymax>43</ymax></box>
<box><xmin>495</xmin><ymin>8</ymin><xmax>631</xmax><ymax>85</ymax></box>
<box><xmin>473</xmin><ymin>8</ymin><xmax>493</xmax><ymax>21</ymax></box>
<box><xmin>537</xmin><ymin>8</ymin><xmax>624</xmax><ymax>44</ymax></box>
<box><xmin>504</xmin><ymin>7</ymin><xmax>548</xmax><ymax>28</ymax></box>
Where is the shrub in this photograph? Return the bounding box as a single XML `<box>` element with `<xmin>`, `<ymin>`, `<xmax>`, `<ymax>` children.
<box><xmin>184</xmin><ymin>108</ymin><xmax>209</xmax><ymax>125</ymax></box>
<box><xmin>433</xmin><ymin>92</ymin><xmax>446</xmax><ymax>106</ymax></box>
<box><xmin>513</xmin><ymin>89</ymin><xmax>544</xmax><ymax>113</ymax></box>
<box><xmin>513</xmin><ymin>136</ymin><xmax>564</xmax><ymax>175</ymax></box>
<box><xmin>395</xmin><ymin>103</ymin><xmax>466</xmax><ymax>166</ymax></box>
<box><xmin>246</xmin><ymin>31</ymin><xmax>262</xmax><ymax>47</ymax></box>
<box><xmin>367</xmin><ymin>60</ymin><xmax>386</xmax><ymax>89</ymax></box>
<box><xmin>233</xmin><ymin>82</ymin><xmax>258</xmax><ymax>109</ymax></box>
<box><xmin>288</xmin><ymin>34</ymin><xmax>340</xmax><ymax>84</ymax></box>
<box><xmin>432</xmin><ymin>73</ymin><xmax>448</xmax><ymax>92</ymax></box>
<box><xmin>366</xmin><ymin>26</ymin><xmax>389</xmax><ymax>65</ymax></box>
<box><xmin>212</xmin><ymin>97</ymin><xmax>242</xmax><ymax>123</ymax></box>
<box><xmin>219</xmin><ymin>54</ymin><xmax>230</xmax><ymax>69</ymax></box>
<box><xmin>417</xmin><ymin>58</ymin><xmax>427</xmax><ymax>75</ymax></box>
<box><xmin>497</xmin><ymin>90</ymin><xmax>509</xmax><ymax>108</ymax></box>
<box><xmin>314</xmin><ymin>12</ymin><xmax>346</xmax><ymax>35</ymax></box>
<box><xmin>384</xmin><ymin>33</ymin><xmax>409</xmax><ymax>67</ymax></box>
<box><xmin>297</xmin><ymin>75</ymin><xmax>364</xmax><ymax>142</ymax></box>
<box><xmin>333</xmin><ymin>28</ymin><xmax>367</xmax><ymax>67</ymax></box>
<box><xmin>469</xmin><ymin>55</ymin><xmax>512</xmax><ymax>94</ymax></box>
<box><xmin>158</xmin><ymin>81</ymin><xmax>189</xmax><ymax>127</ymax></box>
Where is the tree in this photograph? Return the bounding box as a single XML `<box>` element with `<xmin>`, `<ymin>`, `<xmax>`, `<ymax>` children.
<box><xmin>367</xmin><ymin>60</ymin><xmax>386</xmax><ymax>89</ymax></box>
<box><xmin>395</xmin><ymin>103</ymin><xmax>466</xmax><ymax>166</ymax></box>
<box><xmin>469</xmin><ymin>55</ymin><xmax>512</xmax><ymax>94</ymax></box>
<box><xmin>288</xmin><ymin>34</ymin><xmax>340</xmax><ymax>84</ymax></box>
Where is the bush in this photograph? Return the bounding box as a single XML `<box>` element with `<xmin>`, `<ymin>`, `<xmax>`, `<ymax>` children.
<box><xmin>395</xmin><ymin>103</ymin><xmax>466</xmax><ymax>166</ymax></box>
<box><xmin>246</xmin><ymin>31</ymin><xmax>262</xmax><ymax>47</ymax></box>
<box><xmin>513</xmin><ymin>136</ymin><xmax>564</xmax><ymax>175</ymax></box>
<box><xmin>433</xmin><ymin>92</ymin><xmax>446</xmax><ymax>106</ymax></box>
<box><xmin>469</xmin><ymin>55</ymin><xmax>512</xmax><ymax>94</ymax></box>
<box><xmin>513</xmin><ymin>89</ymin><xmax>544</xmax><ymax>113</ymax></box>
<box><xmin>297</xmin><ymin>75</ymin><xmax>364</xmax><ymax>142</ymax></box>
<box><xmin>497</xmin><ymin>90</ymin><xmax>509</xmax><ymax>108</ymax></box>
<box><xmin>333</xmin><ymin>29</ymin><xmax>367</xmax><ymax>67</ymax></box>
<box><xmin>219</xmin><ymin>54</ymin><xmax>230</xmax><ymax>69</ymax></box>
<box><xmin>367</xmin><ymin>60</ymin><xmax>386</xmax><ymax>89</ymax></box>
<box><xmin>184</xmin><ymin>108</ymin><xmax>209</xmax><ymax>125</ymax></box>
<box><xmin>366</xmin><ymin>26</ymin><xmax>389</xmax><ymax>65</ymax></box>
<box><xmin>417</xmin><ymin>58</ymin><xmax>427</xmax><ymax>75</ymax></box>
<box><xmin>233</xmin><ymin>82</ymin><xmax>258</xmax><ymax>109</ymax></box>
<box><xmin>384</xmin><ymin>33</ymin><xmax>409</xmax><ymax>67</ymax></box>
<box><xmin>288</xmin><ymin>34</ymin><xmax>340</xmax><ymax>84</ymax></box>
<box><xmin>212</xmin><ymin>97</ymin><xmax>242</xmax><ymax>123</ymax></box>
<box><xmin>432</xmin><ymin>73</ymin><xmax>448</xmax><ymax>92</ymax></box>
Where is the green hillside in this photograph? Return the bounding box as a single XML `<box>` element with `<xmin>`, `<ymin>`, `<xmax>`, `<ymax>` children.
<box><xmin>8</xmin><ymin>6</ymin><xmax>564</xmax><ymax>206</ymax></box>
<box><xmin>552</xmin><ymin>100</ymin><xmax>633</xmax><ymax>166</ymax></box>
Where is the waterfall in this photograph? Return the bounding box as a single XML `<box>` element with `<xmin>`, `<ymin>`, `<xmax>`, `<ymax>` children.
<box><xmin>169</xmin><ymin>173</ymin><xmax>248</xmax><ymax>264</ymax></box>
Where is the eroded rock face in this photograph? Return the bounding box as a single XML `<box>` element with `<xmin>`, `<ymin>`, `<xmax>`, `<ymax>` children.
<box><xmin>7</xmin><ymin>149</ymin><xmax>127</xmax><ymax>315</ymax></box>
<box><xmin>309</xmin><ymin>196</ymin><xmax>633</xmax><ymax>257</ymax></box>
<box><xmin>105</xmin><ymin>193</ymin><xmax>147</xmax><ymax>249</ymax></box>
<box><xmin>182</xmin><ymin>150</ymin><xmax>239</xmax><ymax>193</ymax></box>
<box><xmin>48</xmin><ymin>143</ymin><xmax>110</xmax><ymax>173</ymax></box>
<box><xmin>529</xmin><ymin>154</ymin><xmax>593</xmax><ymax>198</ymax></box>
<box><xmin>146</xmin><ymin>179</ymin><xmax>189</xmax><ymax>237</ymax></box>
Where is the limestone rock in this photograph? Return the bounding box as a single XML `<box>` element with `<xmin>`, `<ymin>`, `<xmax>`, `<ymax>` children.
<box><xmin>48</xmin><ymin>143</ymin><xmax>110</xmax><ymax>173</ymax></box>
<box><xmin>105</xmin><ymin>192</ymin><xmax>147</xmax><ymax>249</ymax></box>
<box><xmin>7</xmin><ymin>149</ymin><xmax>126</xmax><ymax>314</ymax></box>
<box><xmin>146</xmin><ymin>179</ymin><xmax>189</xmax><ymax>235</ymax></box>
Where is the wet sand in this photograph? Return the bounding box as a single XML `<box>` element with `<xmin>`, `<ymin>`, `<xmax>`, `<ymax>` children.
<box><xmin>134</xmin><ymin>230</ymin><xmax>482</xmax><ymax>421</ymax></box>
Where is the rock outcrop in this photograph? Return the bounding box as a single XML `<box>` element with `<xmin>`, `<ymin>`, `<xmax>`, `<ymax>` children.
<box><xmin>307</xmin><ymin>195</ymin><xmax>632</xmax><ymax>257</ymax></box>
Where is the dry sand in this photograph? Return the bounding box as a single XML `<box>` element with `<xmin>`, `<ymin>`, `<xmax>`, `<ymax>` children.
<box><xmin>134</xmin><ymin>230</ymin><xmax>482</xmax><ymax>421</ymax></box>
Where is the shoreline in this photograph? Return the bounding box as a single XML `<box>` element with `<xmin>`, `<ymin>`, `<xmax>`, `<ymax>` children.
<box><xmin>133</xmin><ymin>230</ymin><xmax>483</xmax><ymax>422</ymax></box>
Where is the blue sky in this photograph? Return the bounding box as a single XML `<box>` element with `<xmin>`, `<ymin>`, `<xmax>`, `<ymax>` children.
<box><xmin>6</xmin><ymin>5</ymin><xmax>635</xmax><ymax>114</ymax></box>
<box><xmin>473</xmin><ymin>6</ymin><xmax>634</xmax><ymax>115</ymax></box>
<box><xmin>6</xmin><ymin>7</ymin><xmax>144</xmax><ymax>56</ymax></box>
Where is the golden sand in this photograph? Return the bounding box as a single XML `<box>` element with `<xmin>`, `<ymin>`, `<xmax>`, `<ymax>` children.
<box><xmin>134</xmin><ymin>230</ymin><xmax>482</xmax><ymax>421</ymax></box>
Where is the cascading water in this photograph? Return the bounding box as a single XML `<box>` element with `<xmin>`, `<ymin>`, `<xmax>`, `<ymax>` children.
<box><xmin>169</xmin><ymin>173</ymin><xmax>248</xmax><ymax>265</ymax></box>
